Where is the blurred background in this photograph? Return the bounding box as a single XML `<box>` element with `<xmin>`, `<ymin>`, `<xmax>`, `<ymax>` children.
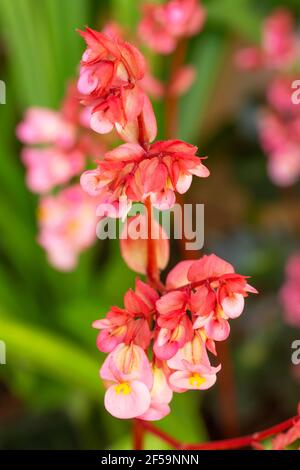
<box><xmin>0</xmin><ymin>0</ymin><xmax>299</xmax><ymax>450</ymax></box>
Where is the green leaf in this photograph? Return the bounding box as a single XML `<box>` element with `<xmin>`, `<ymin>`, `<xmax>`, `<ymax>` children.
<box><xmin>0</xmin><ymin>315</ymin><xmax>102</xmax><ymax>399</ymax></box>
<box><xmin>179</xmin><ymin>32</ymin><xmax>227</xmax><ymax>142</ymax></box>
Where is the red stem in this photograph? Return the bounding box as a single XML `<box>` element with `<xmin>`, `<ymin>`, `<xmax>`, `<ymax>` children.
<box><xmin>133</xmin><ymin>419</ymin><xmax>145</xmax><ymax>450</ymax></box>
<box><xmin>138</xmin><ymin>415</ymin><xmax>300</xmax><ymax>450</ymax></box>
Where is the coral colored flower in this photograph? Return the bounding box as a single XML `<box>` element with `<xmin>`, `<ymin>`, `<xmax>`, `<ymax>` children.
<box><xmin>120</xmin><ymin>214</ymin><xmax>170</xmax><ymax>274</ymax></box>
<box><xmin>80</xmin><ymin>140</ymin><xmax>209</xmax><ymax>213</ymax></box>
<box><xmin>167</xmin><ymin>333</ymin><xmax>221</xmax><ymax>391</ymax></box>
<box><xmin>156</xmin><ymin>254</ymin><xmax>257</xmax><ymax>351</ymax></box>
<box><xmin>37</xmin><ymin>185</ymin><xmax>98</xmax><ymax>270</ymax></box>
<box><xmin>77</xmin><ymin>26</ymin><xmax>156</xmax><ymax>142</ymax></box>
<box><xmin>280</xmin><ymin>254</ymin><xmax>300</xmax><ymax>327</ymax></box>
<box><xmin>93</xmin><ymin>278</ymin><xmax>158</xmax><ymax>352</ymax></box>
<box><xmin>139</xmin><ymin>363</ymin><xmax>173</xmax><ymax>421</ymax></box>
<box><xmin>100</xmin><ymin>343</ymin><xmax>153</xmax><ymax>419</ymax></box>
<box><xmin>154</xmin><ymin>290</ymin><xmax>193</xmax><ymax>359</ymax></box>
<box><xmin>139</xmin><ymin>0</ymin><xmax>206</xmax><ymax>54</ymax></box>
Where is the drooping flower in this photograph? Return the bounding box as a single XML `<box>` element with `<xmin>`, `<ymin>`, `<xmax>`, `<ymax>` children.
<box><xmin>37</xmin><ymin>185</ymin><xmax>98</xmax><ymax>270</ymax></box>
<box><xmin>138</xmin><ymin>363</ymin><xmax>173</xmax><ymax>421</ymax></box>
<box><xmin>167</xmin><ymin>333</ymin><xmax>221</xmax><ymax>391</ymax></box>
<box><xmin>80</xmin><ymin>140</ymin><xmax>209</xmax><ymax>213</ymax></box>
<box><xmin>100</xmin><ymin>343</ymin><xmax>153</xmax><ymax>419</ymax></box>
<box><xmin>77</xmin><ymin>26</ymin><xmax>157</xmax><ymax>142</ymax></box>
<box><xmin>138</xmin><ymin>0</ymin><xmax>206</xmax><ymax>54</ymax></box>
<box><xmin>93</xmin><ymin>278</ymin><xmax>158</xmax><ymax>352</ymax></box>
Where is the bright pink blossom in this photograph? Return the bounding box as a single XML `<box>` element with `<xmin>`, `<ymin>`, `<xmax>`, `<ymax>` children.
<box><xmin>100</xmin><ymin>343</ymin><xmax>153</xmax><ymax>419</ymax></box>
<box><xmin>139</xmin><ymin>363</ymin><xmax>173</xmax><ymax>421</ymax></box>
<box><xmin>167</xmin><ymin>333</ymin><xmax>221</xmax><ymax>391</ymax></box>
<box><xmin>139</xmin><ymin>0</ymin><xmax>206</xmax><ymax>54</ymax></box>
<box><xmin>37</xmin><ymin>185</ymin><xmax>98</xmax><ymax>270</ymax></box>
<box><xmin>93</xmin><ymin>278</ymin><xmax>158</xmax><ymax>352</ymax></box>
<box><xmin>80</xmin><ymin>140</ymin><xmax>209</xmax><ymax>213</ymax></box>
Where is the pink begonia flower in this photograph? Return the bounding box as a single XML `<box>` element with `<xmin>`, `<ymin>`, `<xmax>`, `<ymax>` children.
<box><xmin>16</xmin><ymin>107</ymin><xmax>76</xmax><ymax>148</ymax></box>
<box><xmin>80</xmin><ymin>140</ymin><xmax>209</xmax><ymax>214</ymax></box>
<box><xmin>21</xmin><ymin>147</ymin><xmax>85</xmax><ymax>194</ymax></box>
<box><xmin>257</xmin><ymin>75</ymin><xmax>300</xmax><ymax>187</ymax></box>
<box><xmin>17</xmin><ymin>83</ymin><xmax>103</xmax><ymax>194</ymax></box>
<box><xmin>154</xmin><ymin>290</ymin><xmax>194</xmax><ymax>360</ymax></box>
<box><xmin>77</xmin><ymin>26</ymin><xmax>157</xmax><ymax>142</ymax></box>
<box><xmin>100</xmin><ymin>343</ymin><xmax>153</xmax><ymax>419</ymax></box>
<box><xmin>120</xmin><ymin>214</ymin><xmax>170</xmax><ymax>274</ymax></box>
<box><xmin>235</xmin><ymin>9</ymin><xmax>298</xmax><ymax>70</ymax></box>
<box><xmin>138</xmin><ymin>363</ymin><xmax>173</xmax><ymax>421</ymax></box>
<box><xmin>37</xmin><ymin>185</ymin><xmax>98</xmax><ymax>270</ymax></box>
<box><xmin>167</xmin><ymin>333</ymin><xmax>221</xmax><ymax>391</ymax></box>
<box><xmin>280</xmin><ymin>254</ymin><xmax>300</xmax><ymax>327</ymax></box>
<box><xmin>155</xmin><ymin>254</ymin><xmax>257</xmax><ymax>353</ymax></box>
<box><xmin>93</xmin><ymin>278</ymin><xmax>158</xmax><ymax>352</ymax></box>
<box><xmin>138</xmin><ymin>0</ymin><xmax>206</xmax><ymax>54</ymax></box>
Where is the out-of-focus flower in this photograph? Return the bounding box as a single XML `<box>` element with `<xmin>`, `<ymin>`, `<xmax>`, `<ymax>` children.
<box><xmin>235</xmin><ymin>9</ymin><xmax>298</xmax><ymax>70</ymax></box>
<box><xmin>258</xmin><ymin>76</ymin><xmax>300</xmax><ymax>186</ymax></box>
<box><xmin>280</xmin><ymin>253</ymin><xmax>300</xmax><ymax>327</ymax></box>
<box><xmin>17</xmin><ymin>83</ymin><xmax>102</xmax><ymax>194</ymax></box>
<box><xmin>138</xmin><ymin>0</ymin><xmax>206</xmax><ymax>54</ymax></box>
<box><xmin>168</xmin><ymin>65</ymin><xmax>196</xmax><ymax>97</ymax></box>
<box><xmin>80</xmin><ymin>140</ymin><xmax>209</xmax><ymax>214</ymax></box>
<box><xmin>37</xmin><ymin>185</ymin><xmax>98</xmax><ymax>270</ymax></box>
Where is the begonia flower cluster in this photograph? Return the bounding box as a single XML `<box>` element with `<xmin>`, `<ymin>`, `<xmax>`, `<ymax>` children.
<box><xmin>93</xmin><ymin>255</ymin><xmax>257</xmax><ymax>420</ymax></box>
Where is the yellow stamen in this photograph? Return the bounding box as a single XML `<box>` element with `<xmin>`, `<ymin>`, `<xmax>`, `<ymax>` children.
<box><xmin>189</xmin><ymin>373</ymin><xmax>206</xmax><ymax>388</ymax></box>
<box><xmin>114</xmin><ymin>382</ymin><xmax>131</xmax><ymax>395</ymax></box>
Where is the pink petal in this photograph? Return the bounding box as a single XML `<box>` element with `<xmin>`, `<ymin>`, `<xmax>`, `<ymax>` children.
<box><xmin>221</xmin><ymin>293</ymin><xmax>245</xmax><ymax>319</ymax></box>
<box><xmin>188</xmin><ymin>254</ymin><xmax>235</xmax><ymax>282</ymax></box>
<box><xmin>105</xmin><ymin>143</ymin><xmax>144</xmax><ymax>161</ymax></box>
<box><xmin>120</xmin><ymin>215</ymin><xmax>169</xmax><ymax>274</ymax></box>
<box><xmin>176</xmin><ymin>172</ymin><xmax>193</xmax><ymax>194</ymax></box>
<box><xmin>104</xmin><ymin>380</ymin><xmax>151</xmax><ymax>419</ymax></box>
<box><xmin>169</xmin><ymin>370</ymin><xmax>217</xmax><ymax>391</ymax></box>
<box><xmin>166</xmin><ymin>260</ymin><xmax>194</xmax><ymax>290</ymax></box>
<box><xmin>139</xmin><ymin>402</ymin><xmax>171</xmax><ymax>421</ymax></box>
<box><xmin>205</xmin><ymin>316</ymin><xmax>230</xmax><ymax>341</ymax></box>
<box><xmin>90</xmin><ymin>111</ymin><xmax>114</xmax><ymax>134</ymax></box>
